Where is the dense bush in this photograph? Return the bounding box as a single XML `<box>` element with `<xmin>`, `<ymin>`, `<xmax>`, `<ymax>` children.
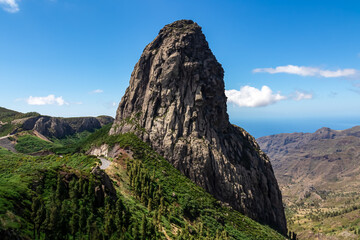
<box><xmin>15</xmin><ymin>135</ymin><xmax>54</xmax><ymax>154</ymax></box>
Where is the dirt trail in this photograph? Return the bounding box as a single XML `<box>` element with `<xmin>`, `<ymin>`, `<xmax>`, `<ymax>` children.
<box><xmin>99</xmin><ymin>157</ymin><xmax>111</xmax><ymax>169</ymax></box>
<box><xmin>0</xmin><ymin>135</ymin><xmax>16</xmax><ymax>152</ymax></box>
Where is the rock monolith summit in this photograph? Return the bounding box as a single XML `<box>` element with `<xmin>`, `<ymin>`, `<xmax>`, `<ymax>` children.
<box><xmin>110</xmin><ymin>20</ymin><xmax>287</xmax><ymax>234</ymax></box>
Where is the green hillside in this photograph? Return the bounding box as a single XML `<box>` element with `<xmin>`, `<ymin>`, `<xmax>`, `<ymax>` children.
<box><xmin>0</xmin><ymin>125</ymin><xmax>287</xmax><ymax>239</ymax></box>
<box><xmin>0</xmin><ymin>107</ymin><xmax>39</xmax><ymax>137</ymax></box>
<box><xmin>0</xmin><ymin>107</ymin><xmax>39</xmax><ymax>123</ymax></box>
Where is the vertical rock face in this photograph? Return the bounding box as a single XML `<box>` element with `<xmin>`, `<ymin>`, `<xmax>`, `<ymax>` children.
<box><xmin>110</xmin><ymin>20</ymin><xmax>287</xmax><ymax>234</ymax></box>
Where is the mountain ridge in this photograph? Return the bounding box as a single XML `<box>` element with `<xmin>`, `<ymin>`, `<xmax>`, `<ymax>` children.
<box><xmin>257</xmin><ymin>125</ymin><xmax>360</xmax><ymax>239</ymax></box>
<box><xmin>0</xmin><ymin>106</ymin><xmax>114</xmax><ymax>139</ymax></box>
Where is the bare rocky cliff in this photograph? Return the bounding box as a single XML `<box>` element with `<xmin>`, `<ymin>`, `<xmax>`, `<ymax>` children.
<box><xmin>110</xmin><ymin>20</ymin><xmax>287</xmax><ymax>234</ymax></box>
<box><xmin>20</xmin><ymin>115</ymin><xmax>114</xmax><ymax>139</ymax></box>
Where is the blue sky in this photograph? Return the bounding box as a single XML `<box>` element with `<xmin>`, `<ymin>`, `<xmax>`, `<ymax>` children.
<box><xmin>1</xmin><ymin>0</ymin><xmax>360</xmax><ymax>137</ymax></box>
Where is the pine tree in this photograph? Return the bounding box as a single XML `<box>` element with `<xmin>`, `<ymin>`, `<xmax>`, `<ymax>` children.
<box><xmin>31</xmin><ymin>196</ymin><xmax>40</xmax><ymax>239</ymax></box>
<box><xmin>42</xmin><ymin>205</ymin><xmax>51</xmax><ymax>239</ymax></box>
<box><xmin>33</xmin><ymin>197</ymin><xmax>46</xmax><ymax>239</ymax></box>
<box><xmin>140</xmin><ymin>214</ymin><xmax>147</xmax><ymax>240</ymax></box>
<box><xmin>215</xmin><ymin>229</ymin><xmax>220</xmax><ymax>240</ymax></box>
<box><xmin>69</xmin><ymin>178</ymin><xmax>79</xmax><ymax>200</ymax></box>
<box><xmin>59</xmin><ymin>200</ymin><xmax>71</xmax><ymax>240</ymax></box>
<box><xmin>147</xmin><ymin>199</ymin><xmax>152</xmax><ymax>211</ymax></box>
<box><xmin>47</xmin><ymin>200</ymin><xmax>60</xmax><ymax>239</ymax></box>
<box><xmin>87</xmin><ymin>176</ymin><xmax>96</xmax><ymax>210</ymax></box>
<box><xmin>221</xmin><ymin>229</ymin><xmax>228</xmax><ymax>240</ymax></box>
<box><xmin>159</xmin><ymin>196</ymin><xmax>164</xmax><ymax>215</ymax></box>
<box><xmin>70</xmin><ymin>212</ymin><xmax>79</xmax><ymax>240</ymax></box>
<box><xmin>79</xmin><ymin>202</ymin><xmax>88</xmax><ymax>234</ymax></box>
<box><xmin>132</xmin><ymin>223</ymin><xmax>140</xmax><ymax>240</ymax></box>
<box><xmin>198</xmin><ymin>222</ymin><xmax>203</xmax><ymax>238</ymax></box>
<box><xmin>55</xmin><ymin>174</ymin><xmax>66</xmax><ymax>201</ymax></box>
<box><xmin>86</xmin><ymin>212</ymin><xmax>95</xmax><ymax>240</ymax></box>
<box><xmin>104</xmin><ymin>197</ymin><xmax>115</xmax><ymax>239</ymax></box>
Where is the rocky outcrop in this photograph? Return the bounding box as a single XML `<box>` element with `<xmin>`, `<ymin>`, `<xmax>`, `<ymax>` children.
<box><xmin>110</xmin><ymin>20</ymin><xmax>286</xmax><ymax>234</ymax></box>
<box><xmin>0</xmin><ymin>137</ymin><xmax>16</xmax><ymax>152</ymax></box>
<box><xmin>21</xmin><ymin>115</ymin><xmax>114</xmax><ymax>139</ymax></box>
<box><xmin>91</xmin><ymin>166</ymin><xmax>117</xmax><ymax>200</ymax></box>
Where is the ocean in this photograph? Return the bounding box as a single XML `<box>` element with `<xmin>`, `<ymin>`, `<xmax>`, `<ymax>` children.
<box><xmin>232</xmin><ymin>117</ymin><xmax>360</xmax><ymax>139</ymax></box>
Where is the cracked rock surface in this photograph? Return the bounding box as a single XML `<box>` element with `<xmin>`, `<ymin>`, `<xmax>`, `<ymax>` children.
<box><xmin>110</xmin><ymin>20</ymin><xmax>286</xmax><ymax>234</ymax></box>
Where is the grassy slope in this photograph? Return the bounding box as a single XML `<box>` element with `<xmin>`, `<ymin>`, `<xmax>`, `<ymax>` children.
<box><xmin>0</xmin><ymin>124</ymin><xmax>286</xmax><ymax>239</ymax></box>
<box><xmin>80</xmin><ymin>125</ymin><xmax>286</xmax><ymax>239</ymax></box>
<box><xmin>7</xmin><ymin>129</ymin><xmax>94</xmax><ymax>154</ymax></box>
<box><xmin>0</xmin><ymin>107</ymin><xmax>39</xmax><ymax>137</ymax></box>
<box><xmin>15</xmin><ymin>135</ymin><xmax>54</xmax><ymax>154</ymax></box>
<box><xmin>0</xmin><ymin>148</ymin><xmax>98</xmax><ymax>237</ymax></box>
<box><xmin>0</xmin><ymin>107</ymin><xmax>39</xmax><ymax>123</ymax></box>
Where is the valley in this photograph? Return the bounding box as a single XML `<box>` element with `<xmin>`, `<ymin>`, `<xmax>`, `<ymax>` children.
<box><xmin>2</xmin><ymin>0</ymin><xmax>359</xmax><ymax>239</ymax></box>
<box><xmin>258</xmin><ymin>126</ymin><xmax>360</xmax><ymax>239</ymax></box>
<box><xmin>0</xmin><ymin>20</ymin><xmax>288</xmax><ymax>239</ymax></box>
<box><xmin>0</xmin><ymin>119</ymin><xmax>286</xmax><ymax>239</ymax></box>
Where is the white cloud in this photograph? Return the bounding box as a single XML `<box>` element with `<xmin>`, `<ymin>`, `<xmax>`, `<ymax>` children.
<box><xmin>0</xmin><ymin>0</ymin><xmax>19</xmax><ymax>13</ymax></box>
<box><xmin>91</xmin><ymin>89</ymin><xmax>103</xmax><ymax>94</ymax></box>
<box><xmin>292</xmin><ymin>91</ymin><xmax>313</xmax><ymax>101</ymax></box>
<box><xmin>225</xmin><ymin>86</ymin><xmax>286</xmax><ymax>107</ymax></box>
<box><xmin>27</xmin><ymin>95</ymin><xmax>68</xmax><ymax>106</ymax></box>
<box><xmin>253</xmin><ymin>65</ymin><xmax>357</xmax><ymax>78</ymax></box>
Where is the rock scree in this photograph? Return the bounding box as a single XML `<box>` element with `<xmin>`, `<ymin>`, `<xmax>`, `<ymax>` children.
<box><xmin>110</xmin><ymin>19</ymin><xmax>287</xmax><ymax>234</ymax></box>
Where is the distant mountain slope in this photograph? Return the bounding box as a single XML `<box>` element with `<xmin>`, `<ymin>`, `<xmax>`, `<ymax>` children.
<box><xmin>20</xmin><ymin>115</ymin><xmax>114</xmax><ymax>139</ymax></box>
<box><xmin>257</xmin><ymin>126</ymin><xmax>360</xmax><ymax>190</ymax></box>
<box><xmin>257</xmin><ymin>126</ymin><xmax>360</xmax><ymax>239</ymax></box>
<box><xmin>0</xmin><ymin>107</ymin><xmax>39</xmax><ymax>136</ymax></box>
<box><xmin>0</xmin><ymin>107</ymin><xmax>39</xmax><ymax>123</ymax></box>
<box><xmin>0</xmin><ymin>106</ymin><xmax>114</xmax><ymax>139</ymax></box>
<box><xmin>0</xmin><ymin>107</ymin><xmax>114</xmax><ymax>154</ymax></box>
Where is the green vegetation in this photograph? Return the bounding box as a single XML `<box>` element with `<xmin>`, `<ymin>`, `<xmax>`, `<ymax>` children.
<box><xmin>0</xmin><ymin>123</ymin><xmax>17</xmax><ymax>137</ymax></box>
<box><xmin>286</xmin><ymin>191</ymin><xmax>360</xmax><ymax>239</ymax></box>
<box><xmin>0</xmin><ymin>107</ymin><xmax>39</xmax><ymax>137</ymax></box>
<box><xmin>0</xmin><ymin>124</ymin><xmax>286</xmax><ymax>239</ymax></box>
<box><xmin>50</xmin><ymin>130</ymin><xmax>94</xmax><ymax>154</ymax></box>
<box><xmin>0</xmin><ymin>107</ymin><xmax>39</xmax><ymax>123</ymax></box>
<box><xmin>15</xmin><ymin>135</ymin><xmax>54</xmax><ymax>154</ymax></box>
<box><xmin>0</xmin><ymin>147</ymin><xmax>99</xmax><ymax>239</ymax></box>
<box><xmin>77</xmin><ymin>127</ymin><xmax>286</xmax><ymax>239</ymax></box>
<box><xmin>11</xmin><ymin>128</ymin><xmax>99</xmax><ymax>154</ymax></box>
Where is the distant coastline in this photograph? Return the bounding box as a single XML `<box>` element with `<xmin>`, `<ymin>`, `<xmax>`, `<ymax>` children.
<box><xmin>233</xmin><ymin>117</ymin><xmax>360</xmax><ymax>138</ymax></box>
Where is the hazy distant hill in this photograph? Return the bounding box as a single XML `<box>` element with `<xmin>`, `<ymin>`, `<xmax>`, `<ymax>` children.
<box><xmin>258</xmin><ymin>126</ymin><xmax>360</xmax><ymax>239</ymax></box>
<box><xmin>258</xmin><ymin>126</ymin><xmax>360</xmax><ymax>192</ymax></box>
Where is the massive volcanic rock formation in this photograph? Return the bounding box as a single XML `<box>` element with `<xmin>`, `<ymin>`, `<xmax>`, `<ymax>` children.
<box><xmin>110</xmin><ymin>20</ymin><xmax>286</xmax><ymax>234</ymax></box>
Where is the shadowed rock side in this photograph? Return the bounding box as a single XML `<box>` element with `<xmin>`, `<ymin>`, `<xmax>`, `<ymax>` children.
<box><xmin>21</xmin><ymin>115</ymin><xmax>114</xmax><ymax>139</ymax></box>
<box><xmin>110</xmin><ymin>20</ymin><xmax>286</xmax><ymax>234</ymax></box>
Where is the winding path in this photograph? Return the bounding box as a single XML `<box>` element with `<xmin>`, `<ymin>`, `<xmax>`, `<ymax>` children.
<box><xmin>99</xmin><ymin>157</ymin><xmax>111</xmax><ymax>170</ymax></box>
<box><xmin>0</xmin><ymin>134</ymin><xmax>11</xmax><ymax>140</ymax></box>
